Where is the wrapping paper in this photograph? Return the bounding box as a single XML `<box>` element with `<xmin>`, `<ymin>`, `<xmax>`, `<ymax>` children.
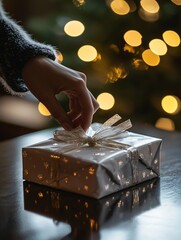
<box><xmin>24</xmin><ymin>179</ymin><xmax>160</xmax><ymax>232</ymax></box>
<box><xmin>22</xmin><ymin>116</ymin><xmax>162</xmax><ymax>199</ymax></box>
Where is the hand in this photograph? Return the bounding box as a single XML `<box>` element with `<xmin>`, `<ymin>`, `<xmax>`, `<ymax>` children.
<box><xmin>22</xmin><ymin>57</ymin><xmax>99</xmax><ymax>131</ymax></box>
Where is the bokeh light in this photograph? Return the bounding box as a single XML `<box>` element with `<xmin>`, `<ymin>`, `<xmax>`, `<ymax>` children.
<box><xmin>56</xmin><ymin>51</ymin><xmax>63</xmax><ymax>63</ymax></box>
<box><xmin>78</xmin><ymin>45</ymin><xmax>97</xmax><ymax>62</ymax></box>
<box><xmin>140</xmin><ymin>0</ymin><xmax>160</xmax><ymax>14</ymax></box>
<box><xmin>149</xmin><ymin>39</ymin><xmax>167</xmax><ymax>56</ymax></box>
<box><xmin>142</xmin><ymin>49</ymin><xmax>160</xmax><ymax>66</ymax></box>
<box><xmin>161</xmin><ymin>95</ymin><xmax>181</xmax><ymax>114</ymax></box>
<box><xmin>64</xmin><ymin>20</ymin><xmax>85</xmax><ymax>37</ymax></box>
<box><xmin>171</xmin><ymin>0</ymin><xmax>181</xmax><ymax>6</ymax></box>
<box><xmin>123</xmin><ymin>30</ymin><xmax>142</xmax><ymax>47</ymax></box>
<box><xmin>155</xmin><ymin>118</ymin><xmax>175</xmax><ymax>131</ymax></box>
<box><xmin>162</xmin><ymin>30</ymin><xmax>180</xmax><ymax>47</ymax></box>
<box><xmin>97</xmin><ymin>92</ymin><xmax>115</xmax><ymax>110</ymax></box>
<box><xmin>110</xmin><ymin>0</ymin><xmax>130</xmax><ymax>15</ymax></box>
<box><xmin>38</xmin><ymin>102</ymin><xmax>51</xmax><ymax>116</ymax></box>
<box><xmin>0</xmin><ymin>96</ymin><xmax>49</xmax><ymax>128</ymax></box>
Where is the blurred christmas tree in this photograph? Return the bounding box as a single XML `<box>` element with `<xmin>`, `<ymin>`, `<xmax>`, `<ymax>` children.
<box><xmin>4</xmin><ymin>0</ymin><xmax>181</xmax><ymax>131</ymax></box>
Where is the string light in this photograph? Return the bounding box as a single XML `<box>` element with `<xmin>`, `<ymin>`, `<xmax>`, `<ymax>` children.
<box><xmin>110</xmin><ymin>0</ymin><xmax>130</xmax><ymax>15</ymax></box>
<box><xmin>97</xmin><ymin>92</ymin><xmax>115</xmax><ymax>110</ymax></box>
<box><xmin>77</xmin><ymin>45</ymin><xmax>97</xmax><ymax>62</ymax></box>
<box><xmin>162</xmin><ymin>30</ymin><xmax>180</xmax><ymax>47</ymax></box>
<box><xmin>149</xmin><ymin>39</ymin><xmax>167</xmax><ymax>56</ymax></box>
<box><xmin>161</xmin><ymin>95</ymin><xmax>181</xmax><ymax>114</ymax></box>
<box><xmin>64</xmin><ymin>20</ymin><xmax>85</xmax><ymax>37</ymax></box>
<box><xmin>123</xmin><ymin>30</ymin><xmax>142</xmax><ymax>47</ymax></box>
<box><xmin>38</xmin><ymin>102</ymin><xmax>51</xmax><ymax>116</ymax></box>
<box><xmin>142</xmin><ymin>49</ymin><xmax>160</xmax><ymax>66</ymax></box>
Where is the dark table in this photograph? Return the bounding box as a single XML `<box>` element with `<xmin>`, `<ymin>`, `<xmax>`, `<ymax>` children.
<box><xmin>0</xmin><ymin>124</ymin><xmax>181</xmax><ymax>240</ymax></box>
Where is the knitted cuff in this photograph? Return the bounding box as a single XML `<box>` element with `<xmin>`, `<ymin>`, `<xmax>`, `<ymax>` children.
<box><xmin>0</xmin><ymin>16</ymin><xmax>56</xmax><ymax>93</ymax></box>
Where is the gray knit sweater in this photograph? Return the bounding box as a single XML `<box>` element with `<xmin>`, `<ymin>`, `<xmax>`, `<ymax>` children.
<box><xmin>0</xmin><ymin>2</ymin><xmax>56</xmax><ymax>94</ymax></box>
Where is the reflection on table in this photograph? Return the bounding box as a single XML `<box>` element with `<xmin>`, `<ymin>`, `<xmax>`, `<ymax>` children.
<box><xmin>24</xmin><ymin>179</ymin><xmax>160</xmax><ymax>240</ymax></box>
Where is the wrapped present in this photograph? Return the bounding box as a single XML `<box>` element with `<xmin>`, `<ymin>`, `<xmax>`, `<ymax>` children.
<box><xmin>22</xmin><ymin>114</ymin><xmax>162</xmax><ymax>199</ymax></box>
<box><xmin>24</xmin><ymin>179</ymin><xmax>160</xmax><ymax>234</ymax></box>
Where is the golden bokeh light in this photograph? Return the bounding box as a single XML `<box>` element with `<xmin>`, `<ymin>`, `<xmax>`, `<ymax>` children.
<box><xmin>162</xmin><ymin>30</ymin><xmax>180</xmax><ymax>47</ymax></box>
<box><xmin>64</xmin><ymin>20</ymin><xmax>85</xmax><ymax>37</ymax></box>
<box><xmin>110</xmin><ymin>0</ymin><xmax>130</xmax><ymax>15</ymax></box>
<box><xmin>56</xmin><ymin>52</ymin><xmax>63</xmax><ymax>63</ymax></box>
<box><xmin>161</xmin><ymin>95</ymin><xmax>181</xmax><ymax>114</ymax></box>
<box><xmin>142</xmin><ymin>49</ymin><xmax>160</xmax><ymax>66</ymax></box>
<box><xmin>97</xmin><ymin>92</ymin><xmax>115</xmax><ymax>110</ymax></box>
<box><xmin>149</xmin><ymin>39</ymin><xmax>167</xmax><ymax>56</ymax></box>
<box><xmin>171</xmin><ymin>0</ymin><xmax>181</xmax><ymax>6</ymax></box>
<box><xmin>78</xmin><ymin>45</ymin><xmax>97</xmax><ymax>62</ymax></box>
<box><xmin>155</xmin><ymin>118</ymin><xmax>175</xmax><ymax>131</ymax></box>
<box><xmin>123</xmin><ymin>30</ymin><xmax>142</xmax><ymax>47</ymax></box>
<box><xmin>140</xmin><ymin>0</ymin><xmax>160</xmax><ymax>14</ymax></box>
<box><xmin>38</xmin><ymin>102</ymin><xmax>51</xmax><ymax>116</ymax></box>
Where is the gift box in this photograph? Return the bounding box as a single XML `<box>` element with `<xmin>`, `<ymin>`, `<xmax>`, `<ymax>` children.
<box><xmin>22</xmin><ymin>115</ymin><xmax>162</xmax><ymax>199</ymax></box>
<box><xmin>24</xmin><ymin>179</ymin><xmax>160</xmax><ymax>234</ymax></box>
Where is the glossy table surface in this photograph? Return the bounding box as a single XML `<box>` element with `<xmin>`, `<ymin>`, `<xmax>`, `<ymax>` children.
<box><xmin>0</xmin><ymin>124</ymin><xmax>181</xmax><ymax>240</ymax></box>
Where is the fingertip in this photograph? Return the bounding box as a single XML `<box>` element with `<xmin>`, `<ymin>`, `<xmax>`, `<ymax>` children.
<box><xmin>81</xmin><ymin>119</ymin><xmax>92</xmax><ymax>132</ymax></box>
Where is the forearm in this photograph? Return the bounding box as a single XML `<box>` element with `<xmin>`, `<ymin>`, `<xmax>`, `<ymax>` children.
<box><xmin>0</xmin><ymin>3</ymin><xmax>56</xmax><ymax>94</ymax></box>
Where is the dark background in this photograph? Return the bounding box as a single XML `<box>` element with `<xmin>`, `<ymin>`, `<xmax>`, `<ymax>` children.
<box><xmin>0</xmin><ymin>0</ymin><xmax>181</xmax><ymax>140</ymax></box>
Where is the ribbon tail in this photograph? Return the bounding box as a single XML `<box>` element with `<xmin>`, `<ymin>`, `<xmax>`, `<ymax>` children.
<box><xmin>56</xmin><ymin>143</ymin><xmax>84</xmax><ymax>154</ymax></box>
<box><xmin>116</xmin><ymin>119</ymin><xmax>132</xmax><ymax>132</ymax></box>
<box><xmin>94</xmin><ymin>114</ymin><xmax>122</xmax><ymax>135</ymax></box>
<box><xmin>94</xmin><ymin>119</ymin><xmax>132</xmax><ymax>140</ymax></box>
<box><xmin>97</xmin><ymin>140</ymin><xmax>131</xmax><ymax>150</ymax></box>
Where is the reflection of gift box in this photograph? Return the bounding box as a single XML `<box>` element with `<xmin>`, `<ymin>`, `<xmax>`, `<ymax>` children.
<box><xmin>22</xmin><ymin>116</ymin><xmax>162</xmax><ymax>199</ymax></box>
<box><xmin>24</xmin><ymin>179</ymin><xmax>160</xmax><ymax>230</ymax></box>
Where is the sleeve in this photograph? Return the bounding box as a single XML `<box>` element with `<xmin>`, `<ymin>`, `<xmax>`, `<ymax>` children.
<box><xmin>0</xmin><ymin>2</ymin><xmax>57</xmax><ymax>94</ymax></box>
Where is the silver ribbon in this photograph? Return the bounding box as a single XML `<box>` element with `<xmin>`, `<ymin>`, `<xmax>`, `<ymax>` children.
<box><xmin>53</xmin><ymin>114</ymin><xmax>140</xmax><ymax>184</ymax></box>
<box><xmin>53</xmin><ymin>114</ymin><xmax>132</xmax><ymax>152</ymax></box>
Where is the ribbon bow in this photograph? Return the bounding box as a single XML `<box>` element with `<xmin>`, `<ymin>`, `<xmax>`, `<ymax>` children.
<box><xmin>53</xmin><ymin>114</ymin><xmax>132</xmax><ymax>152</ymax></box>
